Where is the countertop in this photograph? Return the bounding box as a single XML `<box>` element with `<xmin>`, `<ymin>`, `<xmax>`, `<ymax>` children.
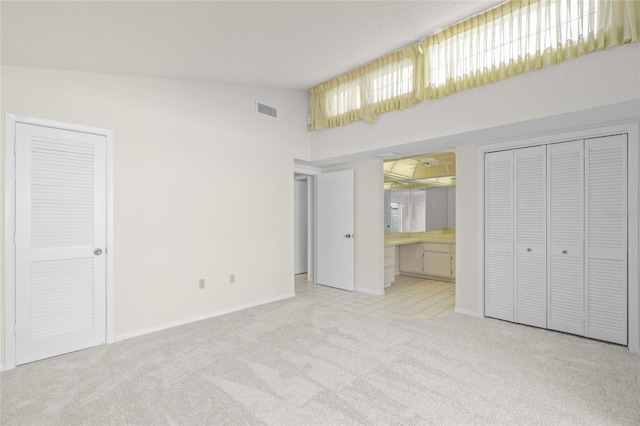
<box><xmin>385</xmin><ymin>232</ymin><xmax>455</xmax><ymax>246</ymax></box>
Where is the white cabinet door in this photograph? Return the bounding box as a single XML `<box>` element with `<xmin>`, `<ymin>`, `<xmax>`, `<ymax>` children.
<box><xmin>451</xmin><ymin>248</ymin><xmax>456</xmax><ymax>278</ymax></box>
<box><xmin>399</xmin><ymin>243</ymin><xmax>423</xmax><ymax>274</ymax></box>
<box><xmin>423</xmin><ymin>250</ymin><xmax>452</xmax><ymax>277</ymax></box>
<box><xmin>547</xmin><ymin>140</ymin><xmax>584</xmax><ymax>336</ymax></box>
<box><xmin>485</xmin><ymin>150</ymin><xmax>514</xmax><ymax>322</ymax></box>
<box><xmin>514</xmin><ymin>146</ymin><xmax>547</xmax><ymax>328</ymax></box>
<box><xmin>585</xmin><ymin>135</ymin><xmax>627</xmax><ymax>345</ymax></box>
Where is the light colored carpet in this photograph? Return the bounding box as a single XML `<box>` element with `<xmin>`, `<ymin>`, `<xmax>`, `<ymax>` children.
<box><xmin>1</xmin><ymin>296</ymin><xmax>639</xmax><ymax>425</ymax></box>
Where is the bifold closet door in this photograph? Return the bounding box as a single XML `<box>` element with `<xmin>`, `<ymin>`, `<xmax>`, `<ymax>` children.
<box><xmin>585</xmin><ymin>135</ymin><xmax>627</xmax><ymax>345</ymax></box>
<box><xmin>547</xmin><ymin>140</ymin><xmax>585</xmax><ymax>336</ymax></box>
<box><xmin>514</xmin><ymin>146</ymin><xmax>546</xmax><ymax>328</ymax></box>
<box><xmin>485</xmin><ymin>150</ymin><xmax>514</xmax><ymax>321</ymax></box>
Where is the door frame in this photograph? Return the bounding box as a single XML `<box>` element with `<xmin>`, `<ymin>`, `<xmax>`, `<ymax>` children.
<box><xmin>476</xmin><ymin>122</ymin><xmax>639</xmax><ymax>353</ymax></box>
<box><xmin>3</xmin><ymin>113</ymin><xmax>115</xmax><ymax>371</ymax></box>
<box><xmin>294</xmin><ymin>163</ymin><xmax>319</xmax><ymax>282</ymax></box>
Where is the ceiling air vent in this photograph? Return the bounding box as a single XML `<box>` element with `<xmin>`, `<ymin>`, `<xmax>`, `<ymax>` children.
<box><xmin>256</xmin><ymin>101</ymin><xmax>278</xmax><ymax>119</ymax></box>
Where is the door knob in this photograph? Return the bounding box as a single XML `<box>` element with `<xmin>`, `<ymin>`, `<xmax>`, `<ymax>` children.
<box><xmin>345</xmin><ymin>234</ymin><xmax>351</xmax><ymax>238</ymax></box>
<box><xmin>562</xmin><ymin>250</ymin><xmax>567</xmax><ymax>254</ymax></box>
<box><xmin>527</xmin><ymin>248</ymin><xmax>532</xmax><ymax>252</ymax></box>
<box><xmin>94</xmin><ymin>248</ymin><xmax>103</xmax><ymax>255</ymax></box>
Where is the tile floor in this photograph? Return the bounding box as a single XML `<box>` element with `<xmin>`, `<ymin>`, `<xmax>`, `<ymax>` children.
<box><xmin>295</xmin><ymin>274</ymin><xmax>455</xmax><ymax>319</ymax></box>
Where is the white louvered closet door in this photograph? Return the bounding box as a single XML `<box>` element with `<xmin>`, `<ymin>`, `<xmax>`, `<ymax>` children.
<box><xmin>585</xmin><ymin>135</ymin><xmax>627</xmax><ymax>345</ymax></box>
<box><xmin>485</xmin><ymin>150</ymin><xmax>514</xmax><ymax>321</ymax></box>
<box><xmin>547</xmin><ymin>140</ymin><xmax>584</xmax><ymax>336</ymax></box>
<box><xmin>15</xmin><ymin>123</ymin><xmax>106</xmax><ymax>365</ymax></box>
<box><xmin>514</xmin><ymin>146</ymin><xmax>547</xmax><ymax>328</ymax></box>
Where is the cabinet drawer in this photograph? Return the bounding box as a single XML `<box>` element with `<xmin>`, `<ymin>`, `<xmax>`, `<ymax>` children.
<box><xmin>423</xmin><ymin>242</ymin><xmax>450</xmax><ymax>253</ymax></box>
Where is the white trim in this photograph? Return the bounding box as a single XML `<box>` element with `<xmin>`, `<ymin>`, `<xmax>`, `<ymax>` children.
<box><xmin>454</xmin><ymin>307</ymin><xmax>481</xmax><ymax>318</ymax></box>
<box><xmin>3</xmin><ymin>113</ymin><xmax>115</xmax><ymax>370</ymax></box>
<box><xmin>354</xmin><ymin>287</ymin><xmax>385</xmax><ymax>296</ymax></box>
<box><xmin>106</xmin><ymin>130</ymin><xmax>115</xmax><ymax>344</ymax></box>
<box><xmin>476</xmin><ymin>122</ymin><xmax>640</xmax><ymax>352</ymax></box>
<box><xmin>3</xmin><ymin>115</ymin><xmax>17</xmax><ymax>370</ymax></box>
<box><xmin>114</xmin><ymin>293</ymin><xmax>295</xmax><ymax>342</ymax></box>
<box><xmin>294</xmin><ymin>163</ymin><xmax>321</xmax><ymax>175</ymax></box>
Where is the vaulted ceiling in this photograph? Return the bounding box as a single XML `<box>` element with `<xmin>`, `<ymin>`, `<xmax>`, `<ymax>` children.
<box><xmin>1</xmin><ymin>1</ymin><xmax>503</xmax><ymax>90</ymax></box>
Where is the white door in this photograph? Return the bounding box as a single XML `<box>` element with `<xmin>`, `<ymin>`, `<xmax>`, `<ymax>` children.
<box><xmin>585</xmin><ymin>135</ymin><xmax>627</xmax><ymax>345</ymax></box>
<box><xmin>294</xmin><ymin>179</ymin><xmax>308</xmax><ymax>274</ymax></box>
<box><xmin>316</xmin><ymin>170</ymin><xmax>354</xmax><ymax>291</ymax></box>
<box><xmin>484</xmin><ymin>150</ymin><xmax>514</xmax><ymax>321</ymax></box>
<box><xmin>547</xmin><ymin>140</ymin><xmax>584</xmax><ymax>336</ymax></box>
<box><xmin>15</xmin><ymin>123</ymin><xmax>107</xmax><ymax>365</ymax></box>
<box><xmin>514</xmin><ymin>145</ymin><xmax>547</xmax><ymax>328</ymax></box>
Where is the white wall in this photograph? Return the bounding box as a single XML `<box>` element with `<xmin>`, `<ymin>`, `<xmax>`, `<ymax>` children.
<box><xmin>323</xmin><ymin>159</ymin><xmax>384</xmax><ymax>295</ymax></box>
<box><xmin>294</xmin><ymin>179</ymin><xmax>308</xmax><ymax>274</ymax></box>
<box><xmin>454</xmin><ymin>145</ymin><xmax>479</xmax><ymax>315</ymax></box>
<box><xmin>0</xmin><ymin>66</ymin><xmax>310</xmax><ymax>365</ymax></box>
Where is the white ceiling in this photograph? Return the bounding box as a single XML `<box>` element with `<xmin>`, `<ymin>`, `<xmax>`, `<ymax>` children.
<box><xmin>1</xmin><ymin>0</ymin><xmax>503</xmax><ymax>90</ymax></box>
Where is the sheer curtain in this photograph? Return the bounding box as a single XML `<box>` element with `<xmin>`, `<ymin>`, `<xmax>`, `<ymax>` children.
<box><xmin>309</xmin><ymin>0</ymin><xmax>638</xmax><ymax>130</ymax></box>
<box><xmin>419</xmin><ymin>0</ymin><xmax>639</xmax><ymax>101</ymax></box>
<box><xmin>310</xmin><ymin>46</ymin><xmax>420</xmax><ymax>130</ymax></box>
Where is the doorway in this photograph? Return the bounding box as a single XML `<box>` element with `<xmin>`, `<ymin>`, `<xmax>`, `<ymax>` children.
<box><xmin>3</xmin><ymin>114</ymin><xmax>114</xmax><ymax>370</ymax></box>
<box><xmin>294</xmin><ymin>175</ymin><xmax>308</xmax><ymax>274</ymax></box>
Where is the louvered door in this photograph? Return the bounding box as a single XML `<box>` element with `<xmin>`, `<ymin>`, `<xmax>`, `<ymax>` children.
<box><xmin>15</xmin><ymin>123</ymin><xmax>106</xmax><ymax>365</ymax></box>
<box><xmin>514</xmin><ymin>146</ymin><xmax>546</xmax><ymax>328</ymax></box>
<box><xmin>484</xmin><ymin>150</ymin><xmax>514</xmax><ymax>321</ymax></box>
<box><xmin>547</xmin><ymin>140</ymin><xmax>585</xmax><ymax>336</ymax></box>
<box><xmin>585</xmin><ymin>135</ymin><xmax>627</xmax><ymax>345</ymax></box>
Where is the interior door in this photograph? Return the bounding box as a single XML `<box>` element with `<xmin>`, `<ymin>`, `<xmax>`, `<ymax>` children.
<box><xmin>294</xmin><ymin>179</ymin><xmax>308</xmax><ymax>274</ymax></box>
<box><xmin>316</xmin><ymin>170</ymin><xmax>354</xmax><ymax>291</ymax></box>
<box><xmin>15</xmin><ymin>123</ymin><xmax>107</xmax><ymax>365</ymax></box>
<box><xmin>514</xmin><ymin>145</ymin><xmax>547</xmax><ymax>328</ymax></box>
<box><xmin>585</xmin><ymin>134</ymin><xmax>627</xmax><ymax>345</ymax></box>
<box><xmin>547</xmin><ymin>140</ymin><xmax>584</xmax><ymax>336</ymax></box>
<box><xmin>484</xmin><ymin>150</ymin><xmax>514</xmax><ymax>321</ymax></box>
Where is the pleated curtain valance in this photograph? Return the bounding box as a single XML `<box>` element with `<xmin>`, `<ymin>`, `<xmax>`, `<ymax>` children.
<box><xmin>309</xmin><ymin>0</ymin><xmax>640</xmax><ymax>131</ymax></box>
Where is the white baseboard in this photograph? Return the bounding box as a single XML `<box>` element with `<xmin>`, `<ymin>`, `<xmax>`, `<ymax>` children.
<box><xmin>114</xmin><ymin>293</ymin><xmax>295</xmax><ymax>343</ymax></box>
<box><xmin>454</xmin><ymin>307</ymin><xmax>481</xmax><ymax>318</ymax></box>
<box><xmin>354</xmin><ymin>287</ymin><xmax>385</xmax><ymax>296</ymax></box>
<box><xmin>0</xmin><ymin>364</ymin><xmax>4</xmax><ymax>372</ymax></box>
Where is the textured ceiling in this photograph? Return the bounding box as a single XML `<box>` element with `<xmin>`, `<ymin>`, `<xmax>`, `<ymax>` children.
<box><xmin>1</xmin><ymin>0</ymin><xmax>503</xmax><ymax>90</ymax></box>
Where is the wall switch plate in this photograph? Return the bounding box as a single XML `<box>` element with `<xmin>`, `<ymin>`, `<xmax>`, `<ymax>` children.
<box><xmin>229</xmin><ymin>274</ymin><xmax>235</xmax><ymax>284</ymax></box>
<box><xmin>199</xmin><ymin>278</ymin><xmax>205</xmax><ymax>289</ymax></box>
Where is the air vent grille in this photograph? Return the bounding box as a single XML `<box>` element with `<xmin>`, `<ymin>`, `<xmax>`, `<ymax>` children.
<box><xmin>256</xmin><ymin>101</ymin><xmax>278</xmax><ymax>119</ymax></box>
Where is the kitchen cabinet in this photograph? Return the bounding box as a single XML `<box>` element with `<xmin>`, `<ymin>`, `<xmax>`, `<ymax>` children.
<box><xmin>423</xmin><ymin>243</ymin><xmax>453</xmax><ymax>278</ymax></box>
<box><xmin>398</xmin><ymin>243</ymin><xmax>423</xmax><ymax>274</ymax></box>
<box><xmin>384</xmin><ymin>246</ymin><xmax>396</xmax><ymax>286</ymax></box>
<box><xmin>399</xmin><ymin>242</ymin><xmax>455</xmax><ymax>280</ymax></box>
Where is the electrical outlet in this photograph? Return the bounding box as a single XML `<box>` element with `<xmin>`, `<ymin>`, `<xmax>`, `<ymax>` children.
<box><xmin>199</xmin><ymin>278</ymin><xmax>205</xmax><ymax>289</ymax></box>
<box><xmin>229</xmin><ymin>274</ymin><xmax>235</xmax><ymax>284</ymax></box>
